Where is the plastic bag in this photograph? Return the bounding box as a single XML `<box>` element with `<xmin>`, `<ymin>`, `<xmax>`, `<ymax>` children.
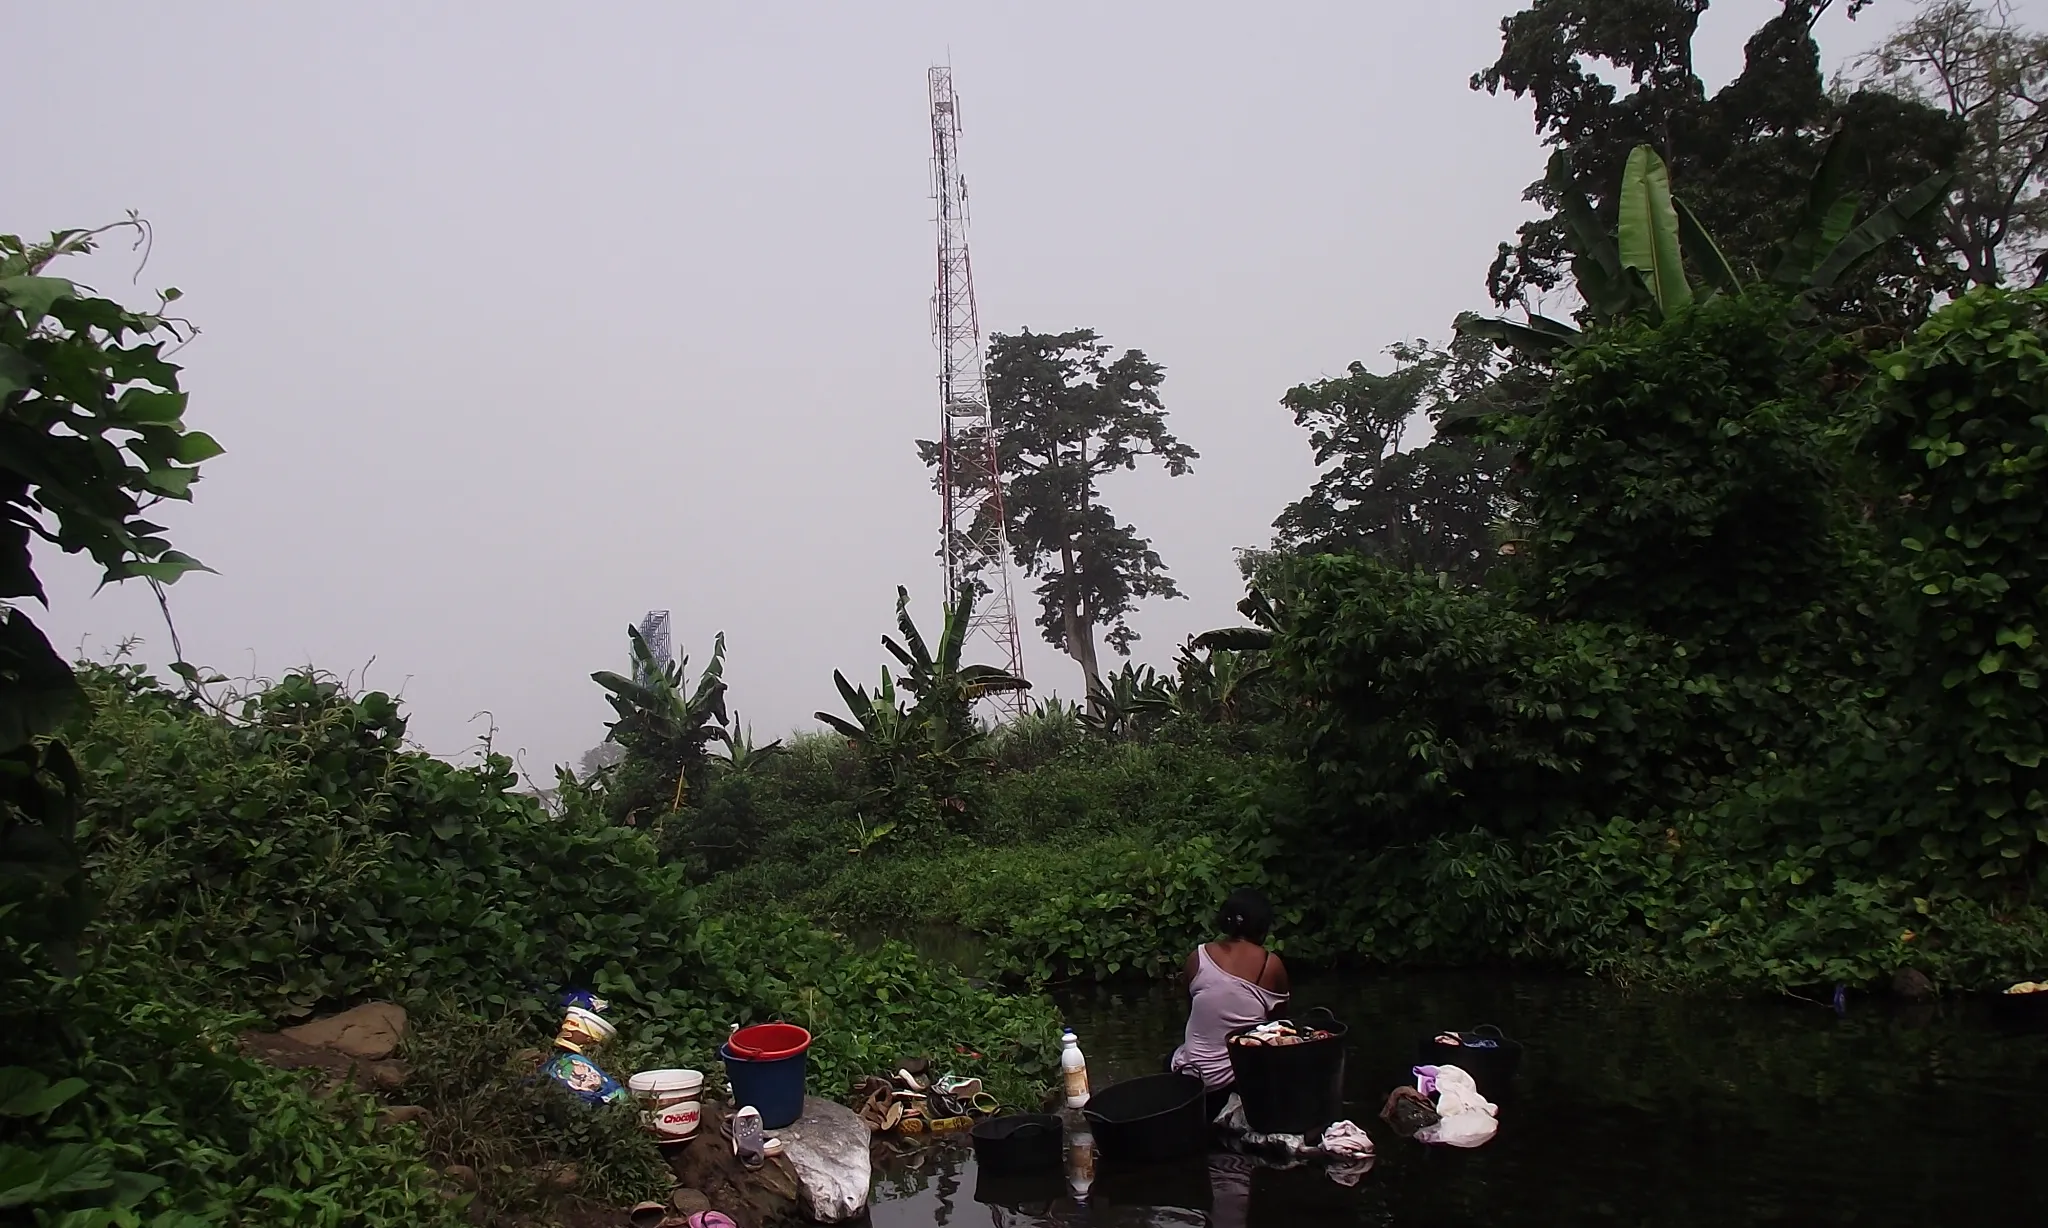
<box><xmin>1413</xmin><ymin>1064</ymin><xmax>1497</xmax><ymax>1148</ymax></box>
<box><xmin>1378</xmin><ymin>1086</ymin><xmax>1439</xmax><ymax>1138</ymax></box>
<box><xmin>543</xmin><ymin>1052</ymin><xmax>627</xmax><ymax>1105</ymax></box>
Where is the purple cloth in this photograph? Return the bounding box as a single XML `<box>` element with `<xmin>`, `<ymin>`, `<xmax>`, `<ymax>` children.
<box><xmin>1171</xmin><ymin>945</ymin><xmax>1288</xmax><ymax>1090</ymax></box>
<box><xmin>1412</xmin><ymin>1065</ymin><xmax>1439</xmax><ymax>1097</ymax></box>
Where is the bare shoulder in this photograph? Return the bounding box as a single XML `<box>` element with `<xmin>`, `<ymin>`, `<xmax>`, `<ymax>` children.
<box><xmin>1261</xmin><ymin>951</ymin><xmax>1292</xmax><ymax>994</ymax></box>
<box><xmin>1182</xmin><ymin>948</ymin><xmax>1201</xmax><ymax>981</ymax></box>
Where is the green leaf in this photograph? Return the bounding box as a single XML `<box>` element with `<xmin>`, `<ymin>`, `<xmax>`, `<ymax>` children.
<box><xmin>0</xmin><ymin>1070</ymin><xmax>88</xmax><ymax>1118</ymax></box>
<box><xmin>0</xmin><ymin>1142</ymin><xmax>115</xmax><ymax>1207</ymax></box>
<box><xmin>172</xmin><ymin>431</ymin><xmax>225</xmax><ymax>464</ymax></box>
<box><xmin>1452</xmin><ymin>311</ymin><xmax>1578</xmax><ymax>357</ymax></box>
<box><xmin>1617</xmin><ymin>145</ymin><xmax>1692</xmax><ymax>314</ymax></box>
<box><xmin>115</xmin><ymin>388</ymin><xmax>189</xmax><ymax>425</ymax></box>
<box><xmin>139</xmin><ymin>468</ymin><xmax>196</xmax><ymax>498</ymax></box>
<box><xmin>0</xmin><ymin>344</ymin><xmax>31</xmax><ymax>402</ymax></box>
<box><xmin>116</xmin><ymin>551</ymin><xmax>212</xmax><ymax>584</ymax></box>
<box><xmin>0</xmin><ymin>275</ymin><xmax>74</xmax><ymax>323</ymax></box>
<box><xmin>1807</xmin><ymin>171</ymin><xmax>1955</xmax><ymax>291</ymax></box>
<box><xmin>1554</xmin><ymin>172</ymin><xmax>1618</xmax><ymax>281</ymax></box>
<box><xmin>1674</xmin><ymin>195</ymin><xmax>1740</xmax><ymax>294</ymax></box>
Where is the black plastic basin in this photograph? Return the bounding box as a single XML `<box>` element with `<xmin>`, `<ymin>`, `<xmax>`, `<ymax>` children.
<box><xmin>1082</xmin><ymin>1072</ymin><xmax>1208</xmax><ymax>1164</ymax></box>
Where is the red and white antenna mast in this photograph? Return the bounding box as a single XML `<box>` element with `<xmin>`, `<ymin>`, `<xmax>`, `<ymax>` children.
<box><xmin>928</xmin><ymin>65</ymin><xmax>1028</xmax><ymax>717</ymax></box>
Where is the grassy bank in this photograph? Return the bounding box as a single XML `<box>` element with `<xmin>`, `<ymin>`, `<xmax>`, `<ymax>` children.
<box><xmin>2</xmin><ymin>664</ymin><xmax>1062</xmax><ymax>1226</ymax></box>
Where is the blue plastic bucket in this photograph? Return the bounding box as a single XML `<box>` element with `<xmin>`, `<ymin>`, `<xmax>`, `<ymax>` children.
<box><xmin>719</xmin><ymin>1042</ymin><xmax>808</xmax><ymax>1130</ymax></box>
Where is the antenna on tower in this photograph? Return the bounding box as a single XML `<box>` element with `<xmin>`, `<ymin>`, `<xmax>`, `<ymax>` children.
<box><xmin>928</xmin><ymin>64</ymin><xmax>1029</xmax><ymax>720</ymax></box>
<box><xmin>634</xmin><ymin>610</ymin><xmax>673</xmax><ymax>686</ymax></box>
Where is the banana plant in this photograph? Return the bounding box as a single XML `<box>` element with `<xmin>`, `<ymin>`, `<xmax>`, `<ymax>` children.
<box><xmin>1081</xmin><ymin>663</ymin><xmax>1175</xmax><ymax>740</ymax></box>
<box><xmin>1172</xmin><ymin>643</ymin><xmax>1273</xmax><ymax>725</ymax></box>
<box><xmin>1192</xmin><ymin>587</ymin><xmax>1284</xmax><ymax>652</ymax></box>
<box><xmin>816</xmin><ymin>667</ymin><xmax>919</xmax><ymax>752</ymax></box>
<box><xmin>590</xmin><ymin>625</ymin><xmax>731</xmax><ymax>818</ymax></box>
<box><xmin>1455</xmin><ymin>138</ymin><xmax>1956</xmax><ymax>357</ymax></box>
<box><xmin>878</xmin><ymin>583</ymin><xmax>1030</xmax><ymax>754</ymax></box>
<box><xmin>884</xmin><ymin>583</ymin><xmax>1031</xmax><ymax>705</ymax></box>
<box><xmin>714</xmin><ymin>715</ymin><xmax>785</xmax><ymax>776</ymax></box>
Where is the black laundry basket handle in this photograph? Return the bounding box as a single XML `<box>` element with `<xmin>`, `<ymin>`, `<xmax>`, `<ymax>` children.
<box><xmin>1468</xmin><ymin>1024</ymin><xmax>1508</xmax><ymax>1040</ymax></box>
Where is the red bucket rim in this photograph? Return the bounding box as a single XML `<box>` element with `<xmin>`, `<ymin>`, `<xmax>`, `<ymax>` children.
<box><xmin>729</xmin><ymin>1023</ymin><xmax>811</xmax><ymax>1060</ymax></box>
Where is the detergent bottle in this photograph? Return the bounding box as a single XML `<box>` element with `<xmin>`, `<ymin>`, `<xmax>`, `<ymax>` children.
<box><xmin>1061</xmin><ymin>1028</ymin><xmax>1090</xmax><ymax>1109</ymax></box>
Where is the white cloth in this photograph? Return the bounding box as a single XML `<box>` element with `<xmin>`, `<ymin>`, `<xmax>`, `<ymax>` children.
<box><xmin>1318</xmin><ymin>1119</ymin><xmax>1375</xmax><ymax>1159</ymax></box>
<box><xmin>1413</xmin><ymin>1065</ymin><xmax>1498</xmax><ymax>1149</ymax></box>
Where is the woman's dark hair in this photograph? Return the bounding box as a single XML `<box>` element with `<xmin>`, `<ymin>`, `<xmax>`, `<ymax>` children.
<box><xmin>1217</xmin><ymin>889</ymin><xmax>1273</xmax><ymax>943</ymax></box>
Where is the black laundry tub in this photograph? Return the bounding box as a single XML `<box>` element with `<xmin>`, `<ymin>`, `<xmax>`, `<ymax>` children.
<box><xmin>1417</xmin><ymin>1024</ymin><xmax>1523</xmax><ymax>1100</ymax></box>
<box><xmin>1226</xmin><ymin>1008</ymin><xmax>1349</xmax><ymax>1137</ymax></box>
<box><xmin>969</xmin><ymin>1113</ymin><xmax>1063</xmax><ymax>1175</ymax></box>
<box><xmin>1083</xmin><ymin>1072</ymin><xmax>1208</xmax><ymax>1164</ymax></box>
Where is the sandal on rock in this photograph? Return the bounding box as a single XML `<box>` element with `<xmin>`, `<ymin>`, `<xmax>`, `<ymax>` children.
<box><xmin>687</xmin><ymin>1215</ymin><xmax>738</xmax><ymax>1228</ymax></box>
<box><xmin>730</xmin><ymin>1106</ymin><xmax>765</xmax><ymax>1171</ymax></box>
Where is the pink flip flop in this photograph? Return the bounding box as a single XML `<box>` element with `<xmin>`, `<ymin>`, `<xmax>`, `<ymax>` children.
<box><xmin>687</xmin><ymin>1214</ymin><xmax>738</xmax><ymax>1228</ymax></box>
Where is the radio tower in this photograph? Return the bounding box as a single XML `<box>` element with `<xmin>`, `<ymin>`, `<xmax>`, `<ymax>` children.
<box><xmin>633</xmin><ymin>610</ymin><xmax>673</xmax><ymax>686</ymax></box>
<box><xmin>928</xmin><ymin>65</ymin><xmax>1028</xmax><ymax>718</ymax></box>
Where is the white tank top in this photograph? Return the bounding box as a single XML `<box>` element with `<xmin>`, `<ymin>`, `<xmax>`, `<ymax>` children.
<box><xmin>1170</xmin><ymin>945</ymin><xmax>1288</xmax><ymax>1090</ymax></box>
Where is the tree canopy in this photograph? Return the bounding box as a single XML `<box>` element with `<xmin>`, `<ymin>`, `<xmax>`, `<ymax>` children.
<box><xmin>1854</xmin><ymin>0</ymin><xmax>2048</xmax><ymax>287</ymax></box>
<box><xmin>1476</xmin><ymin>0</ymin><xmax>1958</xmax><ymax>325</ymax></box>
<box><xmin>1270</xmin><ymin>336</ymin><xmax>1524</xmax><ymax>582</ymax></box>
<box><xmin>925</xmin><ymin>327</ymin><xmax>1196</xmax><ymax>696</ymax></box>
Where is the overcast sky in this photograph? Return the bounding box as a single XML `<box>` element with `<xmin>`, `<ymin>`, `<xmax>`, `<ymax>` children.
<box><xmin>7</xmin><ymin>1</ymin><xmax>1962</xmax><ymax>780</ymax></box>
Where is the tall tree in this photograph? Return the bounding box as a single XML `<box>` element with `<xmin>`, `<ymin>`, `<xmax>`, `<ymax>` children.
<box><xmin>922</xmin><ymin>328</ymin><xmax>1196</xmax><ymax>697</ymax></box>
<box><xmin>1475</xmin><ymin>0</ymin><xmax>1958</xmax><ymax>327</ymax></box>
<box><xmin>1271</xmin><ymin>334</ymin><xmax>1528</xmax><ymax>582</ymax></box>
<box><xmin>1854</xmin><ymin>0</ymin><xmax>2048</xmax><ymax>286</ymax></box>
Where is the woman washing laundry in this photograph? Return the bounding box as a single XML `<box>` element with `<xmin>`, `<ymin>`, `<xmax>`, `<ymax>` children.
<box><xmin>1170</xmin><ymin>888</ymin><xmax>1290</xmax><ymax>1118</ymax></box>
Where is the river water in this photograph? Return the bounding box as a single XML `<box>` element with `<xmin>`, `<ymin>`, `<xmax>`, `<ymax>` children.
<box><xmin>864</xmin><ymin>971</ymin><xmax>2048</xmax><ymax>1227</ymax></box>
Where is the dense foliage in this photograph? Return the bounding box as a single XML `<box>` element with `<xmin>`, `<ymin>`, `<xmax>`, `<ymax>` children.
<box><xmin>21</xmin><ymin>5</ymin><xmax>2048</xmax><ymax>1222</ymax></box>
<box><xmin>10</xmin><ymin>663</ymin><xmax>1060</xmax><ymax>1224</ymax></box>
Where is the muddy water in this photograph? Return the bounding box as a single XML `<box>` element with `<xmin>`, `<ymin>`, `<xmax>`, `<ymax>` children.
<box><xmin>866</xmin><ymin>971</ymin><xmax>2048</xmax><ymax>1227</ymax></box>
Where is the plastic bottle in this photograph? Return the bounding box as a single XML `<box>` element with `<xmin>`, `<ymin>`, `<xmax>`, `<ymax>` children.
<box><xmin>1060</xmin><ymin>1028</ymin><xmax>1090</xmax><ymax>1109</ymax></box>
<box><xmin>1066</xmin><ymin>1119</ymin><xmax>1095</xmax><ymax>1200</ymax></box>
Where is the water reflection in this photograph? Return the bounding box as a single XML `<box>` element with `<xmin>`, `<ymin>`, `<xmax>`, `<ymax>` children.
<box><xmin>866</xmin><ymin>971</ymin><xmax>2048</xmax><ymax>1227</ymax></box>
<box><xmin>871</xmin><ymin>1140</ymin><xmax>1287</xmax><ymax>1227</ymax></box>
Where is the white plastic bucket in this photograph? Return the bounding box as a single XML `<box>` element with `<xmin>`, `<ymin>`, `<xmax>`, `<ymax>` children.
<box><xmin>554</xmin><ymin>1006</ymin><xmax>617</xmax><ymax>1054</ymax></box>
<box><xmin>628</xmin><ymin>1068</ymin><xmax>705</xmax><ymax>1140</ymax></box>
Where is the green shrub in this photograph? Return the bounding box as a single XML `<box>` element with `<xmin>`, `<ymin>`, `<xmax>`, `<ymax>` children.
<box><xmin>16</xmin><ymin>663</ymin><xmax>1064</xmax><ymax>1223</ymax></box>
<box><xmin>1489</xmin><ymin>292</ymin><xmax>1856</xmax><ymax>664</ymax></box>
<box><xmin>1867</xmin><ymin>285</ymin><xmax>2048</xmax><ymax>886</ymax></box>
<box><xmin>1271</xmin><ymin>557</ymin><xmax>1698</xmax><ymax>847</ymax></box>
<box><xmin>1</xmin><ymin>947</ymin><xmax>460</xmax><ymax>1227</ymax></box>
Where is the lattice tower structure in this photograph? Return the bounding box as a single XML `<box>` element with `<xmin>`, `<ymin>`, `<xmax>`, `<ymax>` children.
<box><xmin>635</xmin><ymin>609</ymin><xmax>673</xmax><ymax>687</ymax></box>
<box><xmin>928</xmin><ymin>64</ymin><xmax>1028</xmax><ymax>719</ymax></box>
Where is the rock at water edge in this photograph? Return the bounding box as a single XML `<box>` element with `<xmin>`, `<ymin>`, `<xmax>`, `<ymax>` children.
<box><xmin>781</xmin><ymin>1097</ymin><xmax>871</xmax><ymax>1223</ymax></box>
<box><xmin>281</xmin><ymin>1002</ymin><xmax>408</xmax><ymax>1060</ymax></box>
